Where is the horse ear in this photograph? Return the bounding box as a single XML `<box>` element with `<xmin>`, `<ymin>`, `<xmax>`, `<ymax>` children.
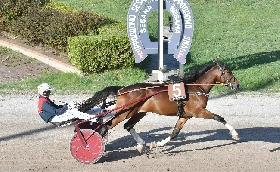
<box><xmin>215</xmin><ymin>58</ymin><xmax>222</xmax><ymax>67</ymax></box>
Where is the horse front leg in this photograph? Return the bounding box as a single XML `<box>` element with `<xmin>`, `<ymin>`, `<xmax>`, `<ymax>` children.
<box><xmin>197</xmin><ymin>109</ymin><xmax>240</xmax><ymax>140</ymax></box>
<box><xmin>150</xmin><ymin>117</ymin><xmax>190</xmax><ymax>149</ymax></box>
<box><xmin>213</xmin><ymin>113</ymin><xmax>240</xmax><ymax>140</ymax></box>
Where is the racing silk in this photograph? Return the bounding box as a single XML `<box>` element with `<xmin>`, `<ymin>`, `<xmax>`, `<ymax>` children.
<box><xmin>37</xmin><ymin>96</ymin><xmax>67</xmax><ymax>123</ymax></box>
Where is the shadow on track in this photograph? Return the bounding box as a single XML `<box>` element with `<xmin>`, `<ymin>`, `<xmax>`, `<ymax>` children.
<box><xmin>99</xmin><ymin>126</ymin><xmax>280</xmax><ymax>163</ymax></box>
<box><xmin>0</xmin><ymin>125</ymin><xmax>56</xmax><ymax>142</ymax></box>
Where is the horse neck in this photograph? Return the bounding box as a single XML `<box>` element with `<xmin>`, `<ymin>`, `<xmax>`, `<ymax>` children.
<box><xmin>195</xmin><ymin>67</ymin><xmax>218</xmax><ymax>93</ymax></box>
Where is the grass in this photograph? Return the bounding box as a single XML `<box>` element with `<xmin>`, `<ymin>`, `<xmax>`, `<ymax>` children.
<box><xmin>0</xmin><ymin>46</ymin><xmax>147</xmax><ymax>95</ymax></box>
<box><xmin>0</xmin><ymin>64</ymin><xmax>147</xmax><ymax>95</ymax></box>
<box><xmin>0</xmin><ymin>46</ymin><xmax>38</xmax><ymax>67</ymax></box>
<box><xmin>1</xmin><ymin>0</ymin><xmax>280</xmax><ymax>94</ymax></box>
<box><xmin>187</xmin><ymin>0</ymin><xmax>280</xmax><ymax>92</ymax></box>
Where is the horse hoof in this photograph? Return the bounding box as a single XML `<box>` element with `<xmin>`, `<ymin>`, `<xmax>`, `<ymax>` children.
<box><xmin>136</xmin><ymin>144</ymin><xmax>145</xmax><ymax>154</ymax></box>
<box><xmin>232</xmin><ymin>135</ymin><xmax>240</xmax><ymax>140</ymax></box>
<box><xmin>149</xmin><ymin>142</ymin><xmax>157</xmax><ymax>149</ymax></box>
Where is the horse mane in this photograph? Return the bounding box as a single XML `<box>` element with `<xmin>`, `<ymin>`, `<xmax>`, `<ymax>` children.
<box><xmin>181</xmin><ymin>63</ymin><xmax>216</xmax><ymax>83</ymax></box>
<box><xmin>123</xmin><ymin>63</ymin><xmax>217</xmax><ymax>87</ymax></box>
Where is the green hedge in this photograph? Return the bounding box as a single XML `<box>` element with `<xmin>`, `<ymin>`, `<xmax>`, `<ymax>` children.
<box><xmin>68</xmin><ymin>22</ymin><xmax>135</xmax><ymax>73</ymax></box>
<box><xmin>0</xmin><ymin>0</ymin><xmax>40</xmax><ymax>21</ymax></box>
<box><xmin>0</xmin><ymin>0</ymin><xmax>111</xmax><ymax>54</ymax></box>
<box><xmin>1</xmin><ymin>0</ymin><xmax>135</xmax><ymax>73</ymax></box>
<box><xmin>44</xmin><ymin>0</ymin><xmax>76</xmax><ymax>13</ymax></box>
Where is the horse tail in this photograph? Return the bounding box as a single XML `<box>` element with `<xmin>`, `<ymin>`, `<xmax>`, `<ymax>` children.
<box><xmin>79</xmin><ymin>86</ymin><xmax>123</xmax><ymax>112</ymax></box>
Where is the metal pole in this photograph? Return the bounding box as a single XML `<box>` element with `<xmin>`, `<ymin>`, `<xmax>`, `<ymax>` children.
<box><xmin>179</xmin><ymin>63</ymin><xmax>184</xmax><ymax>79</ymax></box>
<box><xmin>158</xmin><ymin>0</ymin><xmax>165</xmax><ymax>82</ymax></box>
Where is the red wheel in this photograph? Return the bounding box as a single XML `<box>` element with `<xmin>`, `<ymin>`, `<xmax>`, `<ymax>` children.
<box><xmin>70</xmin><ymin>130</ymin><xmax>104</xmax><ymax>164</ymax></box>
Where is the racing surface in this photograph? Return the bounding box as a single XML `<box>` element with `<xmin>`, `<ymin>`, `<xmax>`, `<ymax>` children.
<box><xmin>0</xmin><ymin>93</ymin><xmax>279</xmax><ymax>171</ymax></box>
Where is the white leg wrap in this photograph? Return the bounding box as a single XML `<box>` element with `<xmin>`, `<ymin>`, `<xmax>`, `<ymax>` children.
<box><xmin>225</xmin><ymin>123</ymin><xmax>238</xmax><ymax>136</ymax></box>
<box><xmin>231</xmin><ymin>129</ymin><xmax>238</xmax><ymax>136</ymax></box>
<box><xmin>156</xmin><ymin>136</ymin><xmax>171</xmax><ymax>147</ymax></box>
<box><xmin>129</xmin><ymin>128</ymin><xmax>145</xmax><ymax>145</ymax></box>
<box><xmin>225</xmin><ymin>123</ymin><xmax>234</xmax><ymax>130</ymax></box>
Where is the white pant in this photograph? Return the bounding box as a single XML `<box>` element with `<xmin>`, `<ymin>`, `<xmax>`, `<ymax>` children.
<box><xmin>50</xmin><ymin>107</ymin><xmax>102</xmax><ymax>124</ymax></box>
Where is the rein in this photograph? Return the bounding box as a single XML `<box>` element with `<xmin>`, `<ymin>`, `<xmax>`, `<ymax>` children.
<box><xmin>118</xmin><ymin>82</ymin><xmax>227</xmax><ymax>96</ymax></box>
<box><xmin>185</xmin><ymin>83</ymin><xmax>227</xmax><ymax>86</ymax></box>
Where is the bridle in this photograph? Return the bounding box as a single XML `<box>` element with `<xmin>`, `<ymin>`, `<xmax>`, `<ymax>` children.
<box><xmin>217</xmin><ymin>63</ymin><xmax>239</xmax><ymax>90</ymax></box>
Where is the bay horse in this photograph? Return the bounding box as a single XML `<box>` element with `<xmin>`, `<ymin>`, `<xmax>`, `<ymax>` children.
<box><xmin>79</xmin><ymin>59</ymin><xmax>240</xmax><ymax>152</ymax></box>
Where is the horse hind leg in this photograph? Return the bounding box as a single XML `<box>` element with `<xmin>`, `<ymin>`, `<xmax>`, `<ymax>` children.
<box><xmin>124</xmin><ymin>112</ymin><xmax>147</xmax><ymax>153</ymax></box>
<box><xmin>128</xmin><ymin>128</ymin><xmax>146</xmax><ymax>153</ymax></box>
<box><xmin>150</xmin><ymin>117</ymin><xmax>190</xmax><ymax>149</ymax></box>
<box><xmin>213</xmin><ymin>114</ymin><xmax>240</xmax><ymax>140</ymax></box>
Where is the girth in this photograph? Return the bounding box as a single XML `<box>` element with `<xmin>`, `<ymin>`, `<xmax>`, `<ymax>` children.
<box><xmin>176</xmin><ymin>100</ymin><xmax>186</xmax><ymax>117</ymax></box>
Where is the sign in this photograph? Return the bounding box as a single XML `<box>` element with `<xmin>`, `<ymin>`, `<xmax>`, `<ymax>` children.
<box><xmin>127</xmin><ymin>0</ymin><xmax>194</xmax><ymax>64</ymax></box>
<box><xmin>168</xmin><ymin>82</ymin><xmax>186</xmax><ymax>101</ymax></box>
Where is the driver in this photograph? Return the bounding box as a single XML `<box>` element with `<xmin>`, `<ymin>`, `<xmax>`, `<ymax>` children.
<box><xmin>37</xmin><ymin>83</ymin><xmax>102</xmax><ymax>126</ymax></box>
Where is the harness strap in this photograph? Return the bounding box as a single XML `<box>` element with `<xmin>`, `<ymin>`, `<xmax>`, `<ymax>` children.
<box><xmin>192</xmin><ymin>85</ymin><xmax>209</xmax><ymax>97</ymax></box>
<box><xmin>177</xmin><ymin>100</ymin><xmax>186</xmax><ymax>117</ymax></box>
<box><xmin>195</xmin><ymin>92</ymin><xmax>209</xmax><ymax>97</ymax></box>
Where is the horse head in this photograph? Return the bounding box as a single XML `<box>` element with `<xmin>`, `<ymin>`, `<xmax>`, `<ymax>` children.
<box><xmin>215</xmin><ymin>59</ymin><xmax>239</xmax><ymax>91</ymax></box>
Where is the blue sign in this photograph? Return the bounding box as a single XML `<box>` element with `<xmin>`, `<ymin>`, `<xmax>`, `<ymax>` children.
<box><xmin>127</xmin><ymin>0</ymin><xmax>194</xmax><ymax>64</ymax></box>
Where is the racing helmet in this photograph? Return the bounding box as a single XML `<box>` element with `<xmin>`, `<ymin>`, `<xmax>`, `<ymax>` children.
<box><xmin>37</xmin><ymin>83</ymin><xmax>53</xmax><ymax>95</ymax></box>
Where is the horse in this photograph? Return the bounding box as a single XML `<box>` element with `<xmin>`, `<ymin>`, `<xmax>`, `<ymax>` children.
<box><xmin>79</xmin><ymin>59</ymin><xmax>240</xmax><ymax>152</ymax></box>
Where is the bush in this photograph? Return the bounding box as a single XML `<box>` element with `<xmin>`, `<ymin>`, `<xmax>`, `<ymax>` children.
<box><xmin>1</xmin><ymin>0</ymin><xmax>111</xmax><ymax>54</ymax></box>
<box><xmin>68</xmin><ymin>36</ymin><xmax>134</xmax><ymax>73</ymax></box>
<box><xmin>44</xmin><ymin>0</ymin><xmax>76</xmax><ymax>13</ymax></box>
<box><xmin>68</xmin><ymin>22</ymin><xmax>136</xmax><ymax>73</ymax></box>
<box><xmin>7</xmin><ymin>9</ymin><xmax>108</xmax><ymax>53</ymax></box>
<box><xmin>0</xmin><ymin>0</ymin><xmax>40</xmax><ymax>21</ymax></box>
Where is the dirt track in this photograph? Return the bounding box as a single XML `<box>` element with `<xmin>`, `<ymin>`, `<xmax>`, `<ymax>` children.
<box><xmin>0</xmin><ymin>93</ymin><xmax>279</xmax><ymax>172</ymax></box>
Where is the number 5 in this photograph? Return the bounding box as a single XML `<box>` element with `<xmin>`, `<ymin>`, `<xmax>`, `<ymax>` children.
<box><xmin>168</xmin><ymin>82</ymin><xmax>186</xmax><ymax>101</ymax></box>
<box><xmin>173</xmin><ymin>83</ymin><xmax>182</xmax><ymax>97</ymax></box>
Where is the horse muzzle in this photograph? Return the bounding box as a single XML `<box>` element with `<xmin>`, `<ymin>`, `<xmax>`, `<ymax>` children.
<box><xmin>228</xmin><ymin>82</ymin><xmax>239</xmax><ymax>91</ymax></box>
